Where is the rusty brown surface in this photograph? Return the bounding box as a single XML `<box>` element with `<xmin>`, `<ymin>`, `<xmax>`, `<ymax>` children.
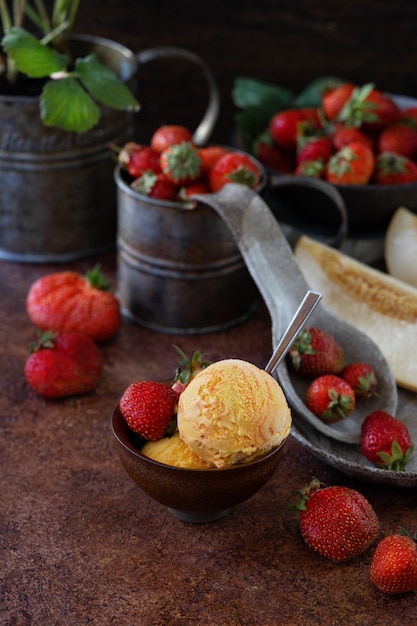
<box><xmin>0</xmin><ymin>253</ymin><xmax>416</xmax><ymax>626</ymax></box>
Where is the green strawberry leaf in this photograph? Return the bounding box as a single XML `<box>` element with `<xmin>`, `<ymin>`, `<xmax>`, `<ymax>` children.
<box><xmin>2</xmin><ymin>26</ymin><xmax>68</xmax><ymax>78</ymax></box>
<box><xmin>75</xmin><ymin>54</ymin><xmax>140</xmax><ymax>111</ymax></box>
<box><xmin>232</xmin><ymin>77</ymin><xmax>294</xmax><ymax>110</ymax></box>
<box><xmin>40</xmin><ymin>76</ymin><xmax>100</xmax><ymax>132</ymax></box>
<box><xmin>295</xmin><ymin>76</ymin><xmax>346</xmax><ymax>107</ymax></box>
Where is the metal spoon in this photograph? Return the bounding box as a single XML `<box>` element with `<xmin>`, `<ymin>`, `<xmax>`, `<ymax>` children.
<box><xmin>194</xmin><ymin>184</ymin><xmax>398</xmax><ymax>445</ymax></box>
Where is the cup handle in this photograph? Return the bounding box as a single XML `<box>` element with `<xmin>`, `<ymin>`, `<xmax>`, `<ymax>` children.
<box><xmin>136</xmin><ymin>46</ymin><xmax>220</xmax><ymax>146</ymax></box>
<box><xmin>266</xmin><ymin>173</ymin><xmax>348</xmax><ymax>248</ymax></box>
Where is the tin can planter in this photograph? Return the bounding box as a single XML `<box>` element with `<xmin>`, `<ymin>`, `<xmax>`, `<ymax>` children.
<box><xmin>115</xmin><ymin>166</ymin><xmax>260</xmax><ymax>334</ymax></box>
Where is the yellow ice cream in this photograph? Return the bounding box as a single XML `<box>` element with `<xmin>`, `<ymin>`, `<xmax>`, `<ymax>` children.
<box><xmin>142</xmin><ymin>431</ymin><xmax>212</xmax><ymax>469</ymax></box>
<box><xmin>177</xmin><ymin>359</ymin><xmax>291</xmax><ymax>468</ymax></box>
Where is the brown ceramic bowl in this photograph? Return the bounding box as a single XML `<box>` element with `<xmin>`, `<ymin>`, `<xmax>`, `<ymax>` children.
<box><xmin>112</xmin><ymin>405</ymin><xmax>288</xmax><ymax>523</ymax></box>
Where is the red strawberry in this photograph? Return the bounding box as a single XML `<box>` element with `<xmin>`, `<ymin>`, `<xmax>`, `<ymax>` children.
<box><xmin>295</xmin><ymin>158</ymin><xmax>326</xmax><ymax>179</ymax></box>
<box><xmin>119</xmin><ymin>380</ymin><xmax>178</xmax><ymax>440</ymax></box>
<box><xmin>370</xmin><ymin>532</ymin><xmax>417</xmax><ymax>595</ymax></box>
<box><xmin>209</xmin><ymin>152</ymin><xmax>262</xmax><ymax>192</ymax></box>
<box><xmin>179</xmin><ymin>181</ymin><xmax>210</xmax><ymax>201</ymax></box>
<box><xmin>118</xmin><ymin>142</ymin><xmax>161</xmax><ymax>177</ymax></box>
<box><xmin>306</xmin><ymin>375</ymin><xmax>355</xmax><ymax>423</ymax></box>
<box><xmin>373</xmin><ymin>152</ymin><xmax>417</xmax><ymax>185</ymax></box>
<box><xmin>150</xmin><ymin>125</ymin><xmax>193</xmax><ymax>153</ymax></box>
<box><xmin>322</xmin><ymin>82</ymin><xmax>356</xmax><ymax>121</ymax></box>
<box><xmin>401</xmin><ymin>106</ymin><xmax>417</xmax><ymax>130</ymax></box>
<box><xmin>326</xmin><ymin>141</ymin><xmax>375</xmax><ymax>185</ymax></box>
<box><xmin>171</xmin><ymin>345</ymin><xmax>211</xmax><ymax>396</ymax></box>
<box><xmin>293</xmin><ymin>478</ymin><xmax>380</xmax><ymax>562</ymax></box>
<box><xmin>289</xmin><ymin>326</ymin><xmax>344</xmax><ymax>378</ymax></box>
<box><xmin>378</xmin><ymin>124</ymin><xmax>417</xmax><ymax>158</ymax></box>
<box><xmin>341</xmin><ymin>362</ymin><xmax>378</xmax><ymax>399</ymax></box>
<box><xmin>336</xmin><ymin>83</ymin><xmax>401</xmax><ymax>130</ymax></box>
<box><xmin>131</xmin><ymin>170</ymin><xmax>178</xmax><ymax>201</ymax></box>
<box><xmin>361</xmin><ymin>410</ymin><xmax>413</xmax><ymax>470</ymax></box>
<box><xmin>256</xmin><ymin>140</ymin><xmax>294</xmax><ymax>173</ymax></box>
<box><xmin>198</xmin><ymin>145</ymin><xmax>228</xmax><ymax>175</ymax></box>
<box><xmin>160</xmin><ymin>141</ymin><xmax>202</xmax><ymax>186</ymax></box>
<box><xmin>26</xmin><ymin>265</ymin><xmax>121</xmax><ymax>342</ymax></box>
<box><xmin>332</xmin><ymin>126</ymin><xmax>374</xmax><ymax>152</ymax></box>
<box><xmin>269</xmin><ymin>108</ymin><xmax>320</xmax><ymax>150</ymax></box>
<box><xmin>297</xmin><ymin>136</ymin><xmax>333</xmax><ymax>165</ymax></box>
<box><xmin>24</xmin><ymin>331</ymin><xmax>103</xmax><ymax>398</ymax></box>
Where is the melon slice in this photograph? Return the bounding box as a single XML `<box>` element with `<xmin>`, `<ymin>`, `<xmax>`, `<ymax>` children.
<box><xmin>294</xmin><ymin>235</ymin><xmax>417</xmax><ymax>392</ymax></box>
<box><xmin>385</xmin><ymin>206</ymin><xmax>417</xmax><ymax>288</ymax></box>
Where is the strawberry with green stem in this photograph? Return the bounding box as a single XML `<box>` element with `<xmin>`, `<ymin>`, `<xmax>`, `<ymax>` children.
<box><xmin>131</xmin><ymin>170</ymin><xmax>178</xmax><ymax>201</ymax></box>
<box><xmin>361</xmin><ymin>410</ymin><xmax>413</xmax><ymax>470</ymax></box>
<box><xmin>341</xmin><ymin>362</ymin><xmax>378</xmax><ymax>399</ymax></box>
<box><xmin>370</xmin><ymin>529</ymin><xmax>417</xmax><ymax>595</ymax></box>
<box><xmin>373</xmin><ymin>152</ymin><xmax>417</xmax><ymax>185</ymax></box>
<box><xmin>306</xmin><ymin>374</ymin><xmax>355</xmax><ymax>423</ymax></box>
<box><xmin>209</xmin><ymin>152</ymin><xmax>262</xmax><ymax>192</ymax></box>
<box><xmin>120</xmin><ymin>381</ymin><xmax>178</xmax><ymax>441</ymax></box>
<box><xmin>289</xmin><ymin>326</ymin><xmax>344</xmax><ymax>378</ymax></box>
<box><xmin>160</xmin><ymin>141</ymin><xmax>202</xmax><ymax>186</ymax></box>
<box><xmin>171</xmin><ymin>345</ymin><xmax>211</xmax><ymax>395</ymax></box>
<box><xmin>326</xmin><ymin>141</ymin><xmax>375</xmax><ymax>185</ymax></box>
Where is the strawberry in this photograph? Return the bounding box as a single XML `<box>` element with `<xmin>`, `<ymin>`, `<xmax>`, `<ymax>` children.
<box><xmin>306</xmin><ymin>375</ymin><xmax>355</xmax><ymax>423</ymax></box>
<box><xmin>289</xmin><ymin>326</ymin><xmax>344</xmax><ymax>378</ymax></box>
<box><xmin>336</xmin><ymin>83</ymin><xmax>401</xmax><ymax>130</ymax></box>
<box><xmin>401</xmin><ymin>106</ymin><xmax>417</xmax><ymax>130</ymax></box>
<box><xmin>131</xmin><ymin>170</ymin><xmax>178</xmax><ymax>201</ymax></box>
<box><xmin>341</xmin><ymin>362</ymin><xmax>378</xmax><ymax>399</ymax></box>
<box><xmin>322</xmin><ymin>82</ymin><xmax>356</xmax><ymax>121</ymax></box>
<box><xmin>269</xmin><ymin>108</ymin><xmax>320</xmax><ymax>150</ymax></box>
<box><xmin>118</xmin><ymin>142</ymin><xmax>162</xmax><ymax>177</ymax></box>
<box><xmin>171</xmin><ymin>345</ymin><xmax>211</xmax><ymax>395</ymax></box>
<box><xmin>295</xmin><ymin>158</ymin><xmax>326</xmax><ymax>179</ymax></box>
<box><xmin>179</xmin><ymin>181</ymin><xmax>210</xmax><ymax>201</ymax></box>
<box><xmin>373</xmin><ymin>152</ymin><xmax>417</xmax><ymax>185</ymax></box>
<box><xmin>370</xmin><ymin>531</ymin><xmax>417</xmax><ymax>595</ymax></box>
<box><xmin>160</xmin><ymin>141</ymin><xmax>202</xmax><ymax>186</ymax></box>
<box><xmin>361</xmin><ymin>410</ymin><xmax>413</xmax><ymax>470</ymax></box>
<box><xmin>326</xmin><ymin>141</ymin><xmax>375</xmax><ymax>185</ymax></box>
<box><xmin>331</xmin><ymin>126</ymin><xmax>374</xmax><ymax>152</ymax></box>
<box><xmin>150</xmin><ymin>125</ymin><xmax>193</xmax><ymax>153</ymax></box>
<box><xmin>293</xmin><ymin>478</ymin><xmax>380</xmax><ymax>562</ymax></box>
<box><xmin>119</xmin><ymin>380</ymin><xmax>178</xmax><ymax>440</ymax></box>
<box><xmin>297</xmin><ymin>136</ymin><xmax>333</xmax><ymax>165</ymax></box>
<box><xmin>26</xmin><ymin>265</ymin><xmax>121</xmax><ymax>342</ymax></box>
<box><xmin>198</xmin><ymin>145</ymin><xmax>228</xmax><ymax>175</ymax></box>
<box><xmin>209</xmin><ymin>152</ymin><xmax>262</xmax><ymax>192</ymax></box>
<box><xmin>24</xmin><ymin>331</ymin><xmax>103</xmax><ymax>398</ymax></box>
<box><xmin>377</xmin><ymin>124</ymin><xmax>417</xmax><ymax>158</ymax></box>
<box><xmin>255</xmin><ymin>140</ymin><xmax>294</xmax><ymax>173</ymax></box>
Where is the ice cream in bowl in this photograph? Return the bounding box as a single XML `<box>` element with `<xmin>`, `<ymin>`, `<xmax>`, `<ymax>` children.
<box><xmin>112</xmin><ymin>358</ymin><xmax>292</xmax><ymax>523</ymax></box>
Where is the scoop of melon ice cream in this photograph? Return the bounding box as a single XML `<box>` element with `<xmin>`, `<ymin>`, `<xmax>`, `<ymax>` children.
<box><xmin>177</xmin><ymin>359</ymin><xmax>291</xmax><ymax>468</ymax></box>
<box><xmin>142</xmin><ymin>431</ymin><xmax>212</xmax><ymax>469</ymax></box>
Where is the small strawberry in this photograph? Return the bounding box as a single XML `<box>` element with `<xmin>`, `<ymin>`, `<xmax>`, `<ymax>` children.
<box><xmin>373</xmin><ymin>151</ymin><xmax>417</xmax><ymax>185</ymax></box>
<box><xmin>326</xmin><ymin>141</ymin><xmax>375</xmax><ymax>185</ymax></box>
<box><xmin>297</xmin><ymin>136</ymin><xmax>333</xmax><ymax>165</ymax></box>
<box><xmin>361</xmin><ymin>410</ymin><xmax>413</xmax><ymax>470</ymax></box>
<box><xmin>118</xmin><ymin>142</ymin><xmax>162</xmax><ymax>177</ymax></box>
<box><xmin>197</xmin><ymin>145</ymin><xmax>228</xmax><ymax>175</ymax></box>
<box><xmin>209</xmin><ymin>152</ymin><xmax>262</xmax><ymax>192</ymax></box>
<box><xmin>269</xmin><ymin>107</ymin><xmax>321</xmax><ymax>150</ymax></box>
<box><xmin>131</xmin><ymin>170</ymin><xmax>178</xmax><ymax>201</ymax></box>
<box><xmin>160</xmin><ymin>141</ymin><xmax>202</xmax><ymax>186</ymax></box>
<box><xmin>179</xmin><ymin>181</ymin><xmax>210</xmax><ymax>201</ymax></box>
<box><xmin>292</xmin><ymin>478</ymin><xmax>380</xmax><ymax>562</ymax></box>
<box><xmin>24</xmin><ymin>331</ymin><xmax>103</xmax><ymax>398</ymax></box>
<box><xmin>171</xmin><ymin>345</ymin><xmax>211</xmax><ymax>396</ymax></box>
<box><xmin>370</xmin><ymin>531</ymin><xmax>417</xmax><ymax>595</ymax></box>
<box><xmin>26</xmin><ymin>265</ymin><xmax>121</xmax><ymax>342</ymax></box>
<box><xmin>289</xmin><ymin>326</ymin><xmax>344</xmax><ymax>378</ymax></box>
<box><xmin>306</xmin><ymin>375</ymin><xmax>355</xmax><ymax>423</ymax></box>
<box><xmin>120</xmin><ymin>381</ymin><xmax>178</xmax><ymax>440</ymax></box>
<box><xmin>341</xmin><ymin>362</ymin><xmax>378</xmax><ymax>399</ymax></box>
<box><xmin>150</xmin><ymin>125</ymin><xmax>193</xmax><ymax>153</ymax></box>
<box><xmin>336</xmin><ymin>83</ymin><xmax>401</xmax><ymax>130</ymax></box>
<box><xmin>331</xmin><ymin>126</ymin><xmax>374</xmax><ymax>152</ymax></box>
<box><xmin>322</xmin><ymin>82</ymin><xmax>356</xmax><ymax>120</ymax></box>
<box><xmin>377</xmin><ymin>124</ymin><xmax>417</xmax><ymax>158</ymax></box>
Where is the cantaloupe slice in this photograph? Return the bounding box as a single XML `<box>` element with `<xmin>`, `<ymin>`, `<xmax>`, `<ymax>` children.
<box><xmin>294</xmin><ymin>235</ymin><xmax>417</xmax><ymax>392</ymax></box>
<box><xmin>385</xmin><ymin>206</ymin><xmax>417</xmax><ymax>288</ymax></box>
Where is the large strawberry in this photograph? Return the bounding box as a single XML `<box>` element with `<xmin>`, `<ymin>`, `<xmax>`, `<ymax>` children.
<box><xmin>336</xmin><ymin>83</ymin><xmax>401</xmax><ymax>130</ymax></box>
<box><xmin>361</xmin><ymin>410</ymin><xmax>413</xmax><ymax>470</ymax></box>
<box><xmin>150</xmin><ymin>125</ymin><xmax>193</xmax><ymax>153</ymax></box>
<box><xmin>269</xmin><ymin>107</ymin><xmax>321</xmax><ymax>150</ymax></box>
<box><xmin>370</xmin><ymin>531</ymin><xmax>417</xmax><ymax>595</ymax></box>
<box><xmin>373</xmin><ymin>152</ymin><xmax>417</xmax><ymax>185</ymax></box>
<box><xmin>119</xmin><ymin>380</ymin><xmax>178</xmax><ymax>441</ymax></box>
<box><xmin>293</xmin><ymin>478</ymin><xmax>380</xmax><ymax>562</ymax></box>
<box><xmin>306</xmin><ymin>375</ymin><xmax>355</xmax><ymax>423</ymax></box>
<box><xmin>322</xmin><ymin>82</ymin><xmax>356</xmax><ymax>121</ymax></box>
<box><xmin>289</xmin><ymin>326</ymin><xmax>344</xmax><ymax>378</ymax></box>
<box><xmin>209</xmin><ymin>152</ymin><xmax>262</xmax><ymax>192</ymax></box>
<box><xmin>24</xmin><ymin>331</ymin><xmax>103</xmax><ymax>398</ymax></box>
<box><xmin>326</xmin><ymin>141</ymin><xmax>375</xmax><ymax>185</ymax></box>
<box><xmin>26</xmin><ymin>265</ymin><xmax>121</xmax><ymax>342</ymax></box>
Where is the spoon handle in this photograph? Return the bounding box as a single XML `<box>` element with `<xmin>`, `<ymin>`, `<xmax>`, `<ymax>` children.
<box><xmin>264</xmin><ymin>290</ymin><xmax>322</xmax><ymax>375</ymax></box>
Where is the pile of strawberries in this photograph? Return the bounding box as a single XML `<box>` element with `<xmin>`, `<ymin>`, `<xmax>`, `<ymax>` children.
<box><xmin>24</xmin><ymin>266</ymin><xmax>121</xmax><ymax>398</ymax></box>
<box><xmin>116</xmin><ymin>124</ymin><xmax>262</xmax><ymax>202</ymax></box>
<box><xmin>256</xmin><ymin>82</ymin><xmax>417</xmax><ymax>185</ymax></box>
<box><xmin>288</xmin><ymin>326</ymin><xmax>414</xmax><ymax>471</ymax></box>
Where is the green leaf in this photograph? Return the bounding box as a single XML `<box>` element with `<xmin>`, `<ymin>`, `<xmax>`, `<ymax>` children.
<box><xmin>2</xmin><ymin>26</ymin><xmax>68</xmax><ymax>78</ymax></box>
<box><xmin>232</xmin><ymin>77</ymin><xmax>294</xmax><ymax>110</ymax></box>
<box><xmin>40</xmin><ymin>76</ymin><xmax>100</xmax><ymax>132</ymax></box>
<box><xmin>76</xmin><ymin>54</ymin><xmax>140</xmax><ymax>112</ymax></box>
<box><xmin>295</xmin><ymin>76</ymin><xmax>346</xmax><ymax>107</ymax></box>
